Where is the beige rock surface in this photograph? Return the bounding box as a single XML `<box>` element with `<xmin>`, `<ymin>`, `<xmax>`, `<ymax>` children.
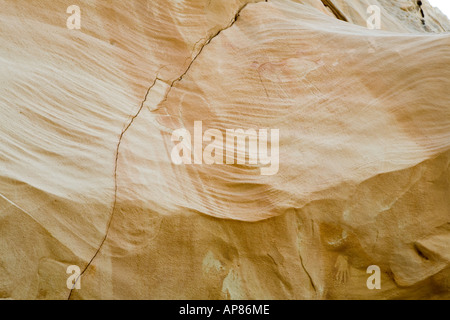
<box><xmin>0</xmin><ymin>0</ymin><xmax>449</xmax><ymax>299</ymax></box>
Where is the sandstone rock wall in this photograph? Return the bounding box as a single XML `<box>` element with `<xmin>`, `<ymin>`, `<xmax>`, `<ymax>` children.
<box><xmin>0</xmin><ymin>0</ymin><xmax>449</xmax><ymax>299</ymax></box>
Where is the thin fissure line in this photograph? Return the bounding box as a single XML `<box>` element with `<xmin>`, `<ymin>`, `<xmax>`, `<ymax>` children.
<box><xmin>298</xmin><ymin>247</ymin><xmax>317</xmax><ymax>293</ymax></box>
<box><xmin>67</xmin><ymin>76</ymin><xmax>159</xmax><ymax>300</ymax></box>
<box><xmin>161</xmin><ymin>1</ymin><xmax>264</xmax><ymax>105</ymax></box>
<box><xmin>68</xmin><ymin>0</ymin><xmax>265</xmax><ymax>299</ymax></box>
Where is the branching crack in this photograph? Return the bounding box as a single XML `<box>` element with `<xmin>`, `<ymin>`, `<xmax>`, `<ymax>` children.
<box><xmin>67</xmin><ymin>0</ymin><xmax>264</xmax><ymax>300</ymax></box>
<box><xmin>161</xmin><ymin>0</ymin><xmax>266</xmax><ymax>105</ymax></box>
<box><xmin>67</xmin><ymin>76</ymin><xmax>159</xmax><ymax>300</ymax></box>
